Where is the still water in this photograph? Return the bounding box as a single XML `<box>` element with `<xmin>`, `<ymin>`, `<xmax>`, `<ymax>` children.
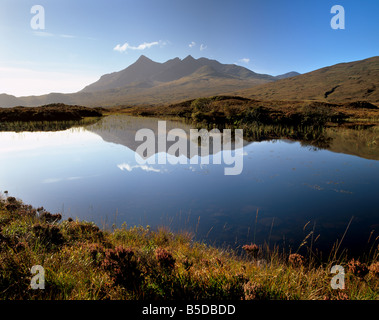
<box><xmin>1</xmin><ymin>115</ymin><xmax>378</xmax><ymax>256</ymax></box>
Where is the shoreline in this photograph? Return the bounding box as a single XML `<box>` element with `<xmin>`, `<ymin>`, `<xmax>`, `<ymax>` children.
<box><xmin>1</xmin><ymin>195</ymin><xmax>378</xmax><ymax>300</ymax></box>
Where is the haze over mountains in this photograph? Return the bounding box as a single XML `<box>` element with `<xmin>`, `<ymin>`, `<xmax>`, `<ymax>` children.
<box><xmin>0</xmin><ymin>55</ymin><xmax>378</xmax><ymax>107</ymax></box>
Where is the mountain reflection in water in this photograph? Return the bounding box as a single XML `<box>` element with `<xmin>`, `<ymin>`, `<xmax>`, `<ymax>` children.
<box><xmin>0</xmin><ymin>115</ymin><xmax>378</xmax><ymax>257</ymax></box>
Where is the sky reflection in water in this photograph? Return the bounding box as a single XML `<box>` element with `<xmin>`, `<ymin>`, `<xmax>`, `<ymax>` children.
<box><xmin>1</xmin><ymin>116</ymin><xmax>378</xmax><ymax>256</ymax></box>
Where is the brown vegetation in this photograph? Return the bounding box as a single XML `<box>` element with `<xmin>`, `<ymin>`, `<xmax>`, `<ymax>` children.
<box><xmin>109</xmin><ymin>95</ymin><xmax>379</xmax><ymax>127</ymax></box>
<box><xmin>0</xmin><ymin>103</ymin><xmax>103</xmax><ymax>122</ymax></box>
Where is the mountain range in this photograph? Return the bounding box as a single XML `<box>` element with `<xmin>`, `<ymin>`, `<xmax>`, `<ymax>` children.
<box><xmin>81</xmin><ymin>55</ymin><xmax>284</xmax><ymax>93</ymax></box>
<box><xmin>0</xmin><ymin>55</ymin><xmax>378</xmax><ymax>107</ymax></box>
<box><xmin>0</xmin><ymin>55</ymin><xmax>298</xmax><ymax>107</ymax></box>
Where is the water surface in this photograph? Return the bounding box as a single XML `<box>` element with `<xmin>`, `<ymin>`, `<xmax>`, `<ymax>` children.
<box><xmin>1</xmin><ymin>115</ymin><xmax>378</xmax><ymax>256</ymax></box>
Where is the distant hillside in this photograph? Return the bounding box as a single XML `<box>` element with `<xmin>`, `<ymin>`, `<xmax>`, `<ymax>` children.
<box><xmin>0</xmin><ymin>94</ymin><xmax>20</xmax><ymax>107</ymax></box>
<box><xmin>234</xmin><ymin>56</ymin><xmax>379</xmax><ymax>104</ymax></box>
<box><xmin>275</xmin><ymin>71</ymin><xmax>301</xmax><ymax>80</ymax></box>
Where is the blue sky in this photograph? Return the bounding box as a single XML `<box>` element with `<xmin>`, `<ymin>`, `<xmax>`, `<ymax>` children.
<box><xmin>0</xmin><ymin>0</ymin><xmax>378</xmax><ymax>96</ymax></box>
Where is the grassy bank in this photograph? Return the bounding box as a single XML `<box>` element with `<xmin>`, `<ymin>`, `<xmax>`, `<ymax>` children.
<box><xmin>1</xmin><ymin>195</ymin><xmax>378</xmax><ymax>300</ymax></box>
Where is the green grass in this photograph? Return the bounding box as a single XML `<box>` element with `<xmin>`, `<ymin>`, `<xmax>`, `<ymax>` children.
<box><xmin>0</xmin><ymin>195</ymin><xmax>378</xmax><ymax>300</ymax></box>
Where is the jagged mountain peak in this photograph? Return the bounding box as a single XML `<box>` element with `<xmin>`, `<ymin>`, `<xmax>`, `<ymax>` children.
<box><xmin>81</xmin><ymin>55</ymin><xmax>276</xmax><ymax>93</ymax></box>
<box><xmin>135</xmin><ymin>54</ymin><xmax>154</xmax><ymax>63</ymax></box>
<box><xmin>183</xmin><ymin>55</ymin><xmax>195</xmax><ymax>61</ymax></box>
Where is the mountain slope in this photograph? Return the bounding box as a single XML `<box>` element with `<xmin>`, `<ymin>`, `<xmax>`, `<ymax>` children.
<box><xmin>71</xmin><ymin>74</ymin><xmax>271</xmax><ymax>106</ymax></box>
<box><xmin>234</xmin><ymin>56</ymin><xmax>379</xmax><ymax>103</ymax></box>
<box><xmin>81</xmin><ymin>55</ymin><xmax>165</xmax><ymax>92</ymax></box>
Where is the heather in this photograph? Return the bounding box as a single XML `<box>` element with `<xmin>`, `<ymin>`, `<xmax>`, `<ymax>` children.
<box><xmin>0</xmin><ymin>195</ymin><xmax>378</xmax><ymax>300</ymax></box>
